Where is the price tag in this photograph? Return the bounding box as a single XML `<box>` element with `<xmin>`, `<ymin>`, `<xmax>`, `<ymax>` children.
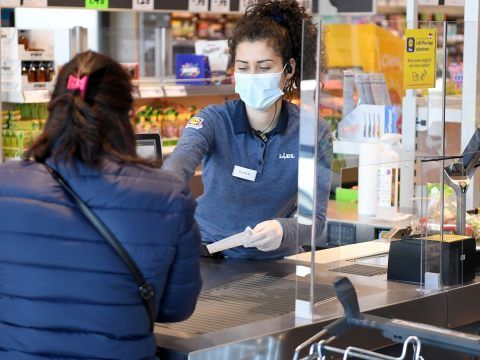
<box><xmin>188</xmin><ymin>0</ymin><xmax>208</xmax><ymax>12</ymax></box>
<box><xmin>238</xmin><ymin>0</ymin><xmax>256</xmax><ymax>13</ymax></box>
<box><xmin>163</xmin><ymin>85</ymin><xmax>187</xmax><ymax>97</ymax></box>
<box><xmin>211</xmin><ymin>0</ymin><xmax>230</xmax><ymax>12</ymax></box>
<box><xmin>22</xmin><ymin>0</ymin><xmax>47</xmax><ymax>7</ymax></box>
<box><xmin>418</xmin><ymin>0</ymin><xmax>439</xmax><ymax>4</ymax></box>
<box><xmin>85</xmin><ymin>0</ymin><xmax>109</xmax><ymax>9</ymax></box>
<box><xmin>139</xmin><ymin>87</ymin><xmax>165</xmax><ymax>98</ymax></box>
<box><xmin>0</xmin><ymin>0</ymin><xmax>21</xmax><ymax>6</ymax></box>
<box><xmin>444</xmin><ymin>0</ymin><xmax>464</xmax><ymax>5</ymax></box>
<box><xmin>23</xmin><ymin>90</ymin><xmax>50</xmax><ymax>103</ymax></box>
<box><xmin>132</xmin><ymin>0</ymin><xmax>154</xmax><ymax>11</ymax></box>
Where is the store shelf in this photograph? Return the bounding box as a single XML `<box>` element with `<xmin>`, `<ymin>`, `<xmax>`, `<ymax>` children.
<box><xmin>172</xmin><ymin>39</ymin><xmax>197</xmax><ymax>47</ymax></box>
<box><xmin>447</xmin><ymin>34</ymin><xmax>464</xmax><ymax>44</ymax></box>
<box><xmin>2</xmin><ymin>90</ymin><xmax>50</xmax><ymax>103</ymax></box>
<box><xmin>5</xmin><ymin>0</ymin><xmax>245</xmax><ymax>14</ymax></box>
<box><xmin>135</xmin><ymin>82</ymin><xmax>235</xmax><ymax>99</ymax></box>
<box><xmin>1</xmin><ymin>84</ymin><xmax>235</xmax><ymax>103</ymax></box>
<box><xmin>377</xmin><ymin>5</ymin><xmax>407</xmax><ymax>15</ymax></box>
<box><xmin>417</xmin><ymin>95</ymin><xmax>462</xmax><ymax>125</ymax></box>
<box><xmin>333</xmin><ymin>140</ymin><xmax>360</xmax><ymax>155</ymax></box>
<box><xmin>377</xmin><ymin>5</ymin><xmax>464</xmax><ymax>16</ymax></box>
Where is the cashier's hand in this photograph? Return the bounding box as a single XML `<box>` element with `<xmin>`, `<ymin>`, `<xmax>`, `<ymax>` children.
<box><xmin>244</xmin><ymin>220</ymin><xmax>283</xmax><ymax>252</ymax></box>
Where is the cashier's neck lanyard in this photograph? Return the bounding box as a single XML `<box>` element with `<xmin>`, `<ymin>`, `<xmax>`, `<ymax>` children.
<box><xmin>253</xmin><ymin>101</ymin><xmax>278</xmax><ymax>143</ymax></box>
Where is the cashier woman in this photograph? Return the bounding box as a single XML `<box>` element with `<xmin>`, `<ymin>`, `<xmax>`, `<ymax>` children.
<box><xmin>164</xmin><ymin>0</ymin><xmax>332</xmax><ymax>259</ymax></box>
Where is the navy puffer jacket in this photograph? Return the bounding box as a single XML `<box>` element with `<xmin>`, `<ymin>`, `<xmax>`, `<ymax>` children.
<box><xmin>0</xmin><ymin>158</ymin><xmax>202</xmax><ymax>360</ymax></box>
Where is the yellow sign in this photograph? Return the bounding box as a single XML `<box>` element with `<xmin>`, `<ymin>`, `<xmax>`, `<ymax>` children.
<box><xmin>403</xmin><ymin>29</ymin><xmax>437</xmax><ymax>89</ymax></box>
<box><xmin>324</xmin><ymin>24</ymin><xmax>405</xmax><ymax>104</ymax></box>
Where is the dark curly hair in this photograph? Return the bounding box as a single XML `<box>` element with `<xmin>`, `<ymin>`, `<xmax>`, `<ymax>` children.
<box><xmin>24</xmin><ymin>51</ymin><xmax>159</xmax><ymax>168</ymax></box>
<box><xmin>228</xmin><ymin>0</ymin><xmax>325</xmax><ymax>98</ymax></box>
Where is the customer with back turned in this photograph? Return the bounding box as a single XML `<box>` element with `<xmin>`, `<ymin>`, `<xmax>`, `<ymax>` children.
<box><xmin>0</xmin><ymin>51</ymin><xmax>202</xmax><ymax>360</ymax></box>
<box><xmin>164</xmin><ymin>0</ymin><xmax>332</xmax><ymax>259</ymax></box>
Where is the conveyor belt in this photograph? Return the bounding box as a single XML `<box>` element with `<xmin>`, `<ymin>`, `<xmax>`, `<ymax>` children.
<box><xmin>329</xmin><ymin>263</ymin><xmax>387</xmax><ymax>277</ymax></box>
<box><xmin>159</xmin><ymin>273</ymin><xmax>336</xmax><ymax>335</ymax></box>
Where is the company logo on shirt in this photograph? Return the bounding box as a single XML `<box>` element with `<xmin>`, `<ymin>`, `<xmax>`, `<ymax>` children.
<box><xmin>186</xmin><ymin>117</ymin><xmax>204</xmax><ymax>129</ymax></box>
<box><xmin>279</xmin><ymin>153</ymin><xmax>296</xmax><ymax>160</ymax></box>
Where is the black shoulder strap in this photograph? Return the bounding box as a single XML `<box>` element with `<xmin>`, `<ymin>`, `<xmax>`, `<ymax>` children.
<box><xmin>44</xmin><ymin>163</ymin><xmax>155</xmax><ymax>331</ymax></box>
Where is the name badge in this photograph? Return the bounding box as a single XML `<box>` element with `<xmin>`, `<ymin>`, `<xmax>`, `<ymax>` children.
<box><xmin>232</xmin><ymin>165</ymin><xmax>257</xmax><ymax>182</ymax></box>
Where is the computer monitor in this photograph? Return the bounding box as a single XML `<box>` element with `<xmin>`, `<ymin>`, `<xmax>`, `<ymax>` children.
<box><xmin>135</xmin><ymin>133</ymin><xmax>162</xmax><ymax>161</ymax></box>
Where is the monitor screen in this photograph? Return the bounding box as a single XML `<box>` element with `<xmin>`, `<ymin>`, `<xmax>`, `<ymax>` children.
<box><xmin>135</xmin><ymin>133</ymin><xmax>162</xmax><ymax>160</ymax></box>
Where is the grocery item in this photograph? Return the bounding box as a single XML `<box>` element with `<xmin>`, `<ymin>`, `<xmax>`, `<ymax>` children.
<box><xmin>134</xmin><ymin>103</ymin><xmax>197</xmax><ymax>139</ymax></box>
<box><xmin>46</xmin><ymin>62</ymin><xmax>55</xmax><ymax>82</ymax></box>
<box><xmin>28</xmin><ymin>62</ymin><xmax>37</xmax><ymax>83</ymax></box>
<box><xmin>2</xmin><ymin>105</ymin><xmax>48</xmax><ymax>159</ymax></box>
<box><xmin>17</xmin><ymin>30</ymin><xmax>29</xmax><ymax>50</ymax></box>
<box><xmin>37</xmin><ymin>62</ymin><xmax>47</xmax><ymax>82</ymax></box>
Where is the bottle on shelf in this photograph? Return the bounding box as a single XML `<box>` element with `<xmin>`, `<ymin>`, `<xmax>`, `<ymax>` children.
<box><xmin>46</xmin><ymin>62</ymin><xmax>54</xmax><ymax>82</ymax></box>
<box><xmin>37</xmin><ymin>62</ymin><xmax>47</xmax><ymax>82</ymax></box>
<box><xmin>28</xmin><ymin>62</ymin><xmax>37</xmax><ymax>83</ymax></box>
<box><xmin>21</xmin><ymin>62</ymin><xmax>29</xmax><ymax>76</ymax></box>
<box><xmin>376</xmin><ymin>133</ymin><xmax>402</xmax><ymax>221</ymax></box>
<box><xmin>18</xmin><ymin>30</ymin><xmax>29</xmax><ymax>51</ymax></box>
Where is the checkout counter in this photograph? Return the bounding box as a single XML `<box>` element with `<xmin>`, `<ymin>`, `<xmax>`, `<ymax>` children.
<box><xmin>155</xmin><ymin>184</ymin><xmax>480</xmax><ymax>359</ymax></box>
<box><xmin>154</xmin><ymin>116</ymin><xmax>480</xmax><ymax>360</ymax></box>
<box><xmin>154</xmin><ymin>244</ymin><xmax>480</xmax><ymax>359</ymax></box>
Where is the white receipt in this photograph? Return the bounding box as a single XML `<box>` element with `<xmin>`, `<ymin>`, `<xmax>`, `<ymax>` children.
<box><xmin>206</xmin><ymin>227</ymin><xmax>253</xmax><ymax>254</ymax></box>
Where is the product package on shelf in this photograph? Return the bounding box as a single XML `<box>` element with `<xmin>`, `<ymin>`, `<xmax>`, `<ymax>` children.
<box><xmin>352</xmin><ymin>71</ymin><xmax>391</xmax><ymax>106</ymax></box>
<box><xmin>134</xmin><ymin>104</ymin><xmax>197</xmax><ymax>147</ymax></box>
<box><xmin>1</xmin><ymin>28</ymin><xmax>55</xmax><ymax>101</ymax></box>
<box><xmin>1</xmin><ymin>105</ymin><xmax>47</xmax><ymax>160</ymax></box>
<box><xmin>1</xmin><ymin>28</ymin><xmax>54</xmax><ymax>61</ymax></box>
<box><xmin>175</xmin><ymin>54</ymin><xmax>211</xmax><ymax>85</ymax></box>
<box><xmin>337</xmin><ymin>69</ymin><xmax>399</xmax><ymax>142</ymax></box>
<box><xmin>194</xmin><ymin>40</ymin><xmax>229</xmax><ymax>80</ymax></box>
<box><xmin>338</xmin><ymin>104</ymin><xmax>399</xmax><ymax>142</ymax></box>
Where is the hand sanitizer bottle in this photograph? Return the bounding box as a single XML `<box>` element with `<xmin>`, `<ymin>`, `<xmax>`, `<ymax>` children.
<box><xmin>376</xmin><ymin>134</ymin><xmax>402</xmax><ymax>220</ymax></box>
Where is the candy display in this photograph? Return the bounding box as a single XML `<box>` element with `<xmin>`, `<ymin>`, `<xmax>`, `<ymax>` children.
<box><xmin>134</xmin><ymin>103</ymin><xmax>197</xmax><ymax>139</ymax></box>
<box><xmin>175</xmin><ymin>54</ymin><xmax>211</xmax><ymax>85</ymax></box>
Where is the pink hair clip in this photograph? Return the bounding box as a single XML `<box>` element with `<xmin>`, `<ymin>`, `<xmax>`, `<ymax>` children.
<box><xmin>66</xmin><ymin>72</ymin><xmax>88</xmax><ymax>99</ymax></box>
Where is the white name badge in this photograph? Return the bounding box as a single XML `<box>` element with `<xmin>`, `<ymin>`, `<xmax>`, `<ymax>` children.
<box><xmin>232</xmin><ymin>165</ymin><xmax>257</xmax><ymax>182</ymax></box>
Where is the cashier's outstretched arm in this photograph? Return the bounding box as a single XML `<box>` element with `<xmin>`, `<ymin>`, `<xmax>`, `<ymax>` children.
<box><xmin>163</xmin><ymin>112</ymin><xmax>215</xmax><ymax>184</ymax></box>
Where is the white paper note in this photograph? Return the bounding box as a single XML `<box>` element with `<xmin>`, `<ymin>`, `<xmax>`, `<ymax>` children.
<box><xmin>206</xmin><ymin>227</ymin><xmax>253</xmax><ymax>254</ymax></box>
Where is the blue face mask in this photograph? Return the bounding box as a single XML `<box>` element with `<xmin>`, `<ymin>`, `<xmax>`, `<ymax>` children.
<box><xmin>234</xmin><ymin>64</ymin><xmax>287</xmax><ymax>112</ymax></box>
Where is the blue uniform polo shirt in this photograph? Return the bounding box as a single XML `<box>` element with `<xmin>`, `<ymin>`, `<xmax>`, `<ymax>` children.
<box><xmin>163</xmin><ymin>99</ymin><xmax>332</xmax><ymax>259</ymax></box>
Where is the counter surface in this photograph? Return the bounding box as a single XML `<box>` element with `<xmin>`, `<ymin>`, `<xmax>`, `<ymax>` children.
<box><xmin>326</xmin><ymin>199</ymin><xmax>412</xmax><ymax>227</ymax></box>
<box><xmin>154</xmin><ymin>250</ymin><xmax>480</xmax><ymax>359</ymax></box>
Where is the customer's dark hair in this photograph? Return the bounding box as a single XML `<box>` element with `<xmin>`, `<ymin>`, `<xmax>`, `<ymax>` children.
<box><xmin>24</xmin><ymin>51</ymin><xmax>158</xmax><ymax>168</ymax></box>
<box><xmin>228</xmin><ymin>0</ymin><xmax>325</xmax><ymax>97</ymax></box>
